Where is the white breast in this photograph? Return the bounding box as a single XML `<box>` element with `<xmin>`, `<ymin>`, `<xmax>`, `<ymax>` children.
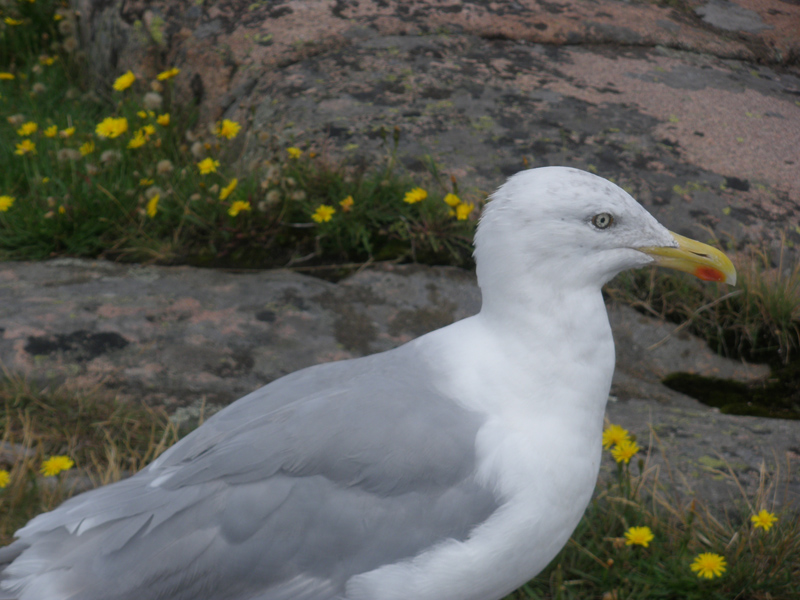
<box><xmin>346</xmin><ymin>312</ymin><xmax>613</xmax><ymax>600</ymax></box>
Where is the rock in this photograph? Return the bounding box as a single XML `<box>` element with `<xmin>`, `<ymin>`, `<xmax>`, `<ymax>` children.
<box><xmin>1</xmin><ymin>258</ymin><xmax>797</xmax><ymax>510</ymax></box>
<box><xmin>696</xmin><ymin>0</ymin><xmax>772</xmax><ymax>34</ymax></box>
<box><xmin>68</xmin><ymin>0</ymin><xmax>800</xmax><ymax>254</ymax></box>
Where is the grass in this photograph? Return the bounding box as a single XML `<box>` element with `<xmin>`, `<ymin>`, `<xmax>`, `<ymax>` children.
<box><xmin>509</xmin><ymin>426</ymin><xmax>800</xmax><ymax>599</ymax></box>
<box><xmin>1</xmin><ymin>0</ymin><xmax>477</xmax><ymax>270</ymax></box>
<box><xmin>0</xmin><ymin>375</ymin><xmax>179</xmax><ymax>545</ymax></box>
<box><xmin>1</xmin><ymin>378</ymin><xmax>797</xmax><ymax>599</ymax></box>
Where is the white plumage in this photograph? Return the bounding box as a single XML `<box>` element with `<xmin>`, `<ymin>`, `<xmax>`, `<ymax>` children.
<box><xmin>0</xmin><ymin>167</ymin><xmax>734</xmax><ymax>600</ymax></box>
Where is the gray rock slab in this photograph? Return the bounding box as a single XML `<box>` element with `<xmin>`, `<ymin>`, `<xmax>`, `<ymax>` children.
<box><xmin>1</xmin><ymin>259</ymin><xmax>796</xmax><ymax>511</ymax></box>
<box><xmin>696</xmin><ymin>0</ymin><xmax>773</xmax><ymax>34</ymax></box>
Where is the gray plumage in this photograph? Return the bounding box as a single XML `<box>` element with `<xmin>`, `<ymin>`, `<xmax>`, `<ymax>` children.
<box><xmin>0</xmin><ymin>348</ymin><xmax>497</xmax><ymax>600</ymax></box>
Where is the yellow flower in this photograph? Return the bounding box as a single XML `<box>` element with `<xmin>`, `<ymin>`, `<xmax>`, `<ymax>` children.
<box><xmin>0</xmin><ymin>73</ymin><xmax>15</xmax><ymax>80</ymax></box>
<box><xmin>143</xmin><ymin>124</ymin><xmax>156</xmax><ymax>136</ymax></box>
<box><xmin>137</xmin><ymin>110</ymin><xmax>148</xmax><ymax>119</ymax></box>
<box><xmin>156</xmin><ymin>67</ymin><xmax>180</xmax><ymax>81</ymax></box>
<box><xmin>14</xmin><ymin>139</ymin><xmax>36</xmax><ymax>155</ymax></box>
<box><xmin>455</xmin><ymin>202</ymin><xmax>474</xmax><ymax>220</ymax></box>
<box><xmin>128</xmin><ymin>131</ymin><xmax>147</xmax><ymax>149</ymax></box>
<box><xmin>4</xmin><ymin>17</ymin><xmax>23</xmax><ymax>26</ymax></box>
<box><xmin>0</xmin><ymin>470</ymin><xmax>9</xmax><ymax>488</ymax></box>
<box><xmin>220</xmin><ymin>178</ymin><xmax>238</xmax><ymax>200</ymax></box>
<box><xmin>611</xmin><ymin>439</ymin><xmax>640</xmax><ymax>464</ymax></box>
<box><xmin>443</xmin><ymin>193</ymin><xmax>461</xmax><ymax>207</ymax></box>
<box><xmin>39</xmin><ymin>55</ymin><xmax>56</xmax><ymax>66</ymax></box>
<box><xmin>339</xmin><ymin>195</ymin><xmax>354</xmax><ymax>212</ymax></box>
<box><xmin>156</xmin><ymin>113</ymin><xmax>170</xmax><ymax>126</ymax></box>
<box><xmin>228</xmin><ymin>200</ymin><xmax>251</xmax><ymax>217</ymax></box>
<box><xmin>624</xmin><ymin>526</ymin><xmax>654</xmax><ymax>547</ymax></box>
<box><xmin>40</xmin><ymin>455</ymin><xmax>75</xmax><ymax>477</ymax></box>
<box><xmin>54</xmin><ymin>13</ymin><xmax>63</xmax><ymax>21</ymax></box>
<box><xmin>403</xmin><ymin>187</ymin><xmax>428</xmax><ymax>204</ymax></box>
<box><xmin>691</xmin><ymin>553</ymin><xmax>726</xmax><ymax>579</ymax></box>
<box><xmin>42</xmin><ymin>177</ymin><xmax>50</xmax><ymax>183</ymax></box>
<box><xmin>59</xmin><ymin>127</ymin><xmax>75</xmax><ymax>138</ymax></box>
<box><xmin>602</xmin><ymin>424</ymin><xmax>631</xmax><ymax>449</ymax></box>
<box><xmin>58</xmin><ymin>205</ymin><xmax>66</xmax><ymax>214</ymax></box>
<box><xmin>146</xmin><ymin>194</ymin><xmax>159</xmax><ymax>217</ymax></box>
<box><xmin>287</xmin><ymin>147</ymin><xmax>303</xmax><ymax>159</ymax></box>
<box><xmin>79</xmin><ymin>140</ymin><xmax>95</xmax><ymax>156</ymax></box>
<box><xmin>44</xmin><ymin>125</ymin><xmax>58</xmax><ymax>137</ymax></box>
<box><xmin>139</xmin><ymin>178</ymin><xmax>154</xmax><ymax>186</ymax></box>
<box><xmin>750</xmin><ymin>510</ymin><xmax>778</xmax><ymax>531</ymax></box>
<box><xmin>16</xmin><ymin>121</ymin><xmax>38</xmax><ymax>136</ymax></box>
<box><xmin>215</xmin><ymin>119</ymin><xmax>241</xmax><ymax>139</ymax></box>
<box><xmin>112</xmin><ymin>70</ymin><xmax>136</xmax><ymax>91</ymax></box>
<box><xmin>0</xmin><ymin>195</ymin><xmax>14</xmax><ymax>211</ymax></box>
<box><xmin>312</xmin><ymin>204</ymin><xmax>335</xmax><ymax>223</ymax></box>
<box><xmin>197</xmin><ymin>157</ymin><xmax>220</xmax><ymax>175</ymax></box>
<box><xmin>95</xmin><ymin>116</ymin><xmax>128</xmax><ymax>138</ymax></box>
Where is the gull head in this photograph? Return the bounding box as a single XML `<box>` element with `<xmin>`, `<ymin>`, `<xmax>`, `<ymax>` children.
<box><xmin>474</xmin><ymin>167</ymin><xmax>736</xmax><ymax>299</ymax></box>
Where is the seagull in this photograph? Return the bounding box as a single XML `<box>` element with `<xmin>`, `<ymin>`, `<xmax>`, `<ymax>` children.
<box><xmin>0</xmin><ymin>167</ymin><xmax>735</xmax><ymax>600</ymax></box>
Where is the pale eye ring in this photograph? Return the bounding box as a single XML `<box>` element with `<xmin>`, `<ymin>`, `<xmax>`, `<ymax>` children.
<box><xmin>591</xmin><ymin>213</ymin><xmax>614</xmax><ymax>229</ymax></box>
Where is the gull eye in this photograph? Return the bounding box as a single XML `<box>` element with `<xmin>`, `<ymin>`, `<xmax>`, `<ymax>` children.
<box><xmin>591</xmin><ymin>213</ymin><xmax>614</xmax><ymax>229</ymax></box>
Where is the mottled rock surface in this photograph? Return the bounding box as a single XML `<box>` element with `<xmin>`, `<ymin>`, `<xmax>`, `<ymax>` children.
<box><xmin>72</xmin><ymin>0</ymin><xmax>800</xmax><ymax>252</ymax></box>
<box><xmin>1</xmin><ymin>259</ymin><xmax>796</xmax><ymax>511</ymax></box>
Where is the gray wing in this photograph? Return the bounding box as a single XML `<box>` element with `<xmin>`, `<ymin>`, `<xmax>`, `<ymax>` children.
<box><xmin>0</xmin><ymin>346</ymin><xmax>499</xmax><ymax>600</ymax></box>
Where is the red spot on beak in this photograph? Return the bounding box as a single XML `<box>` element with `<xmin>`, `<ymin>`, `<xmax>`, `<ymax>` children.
<box><xmin>695</xmin><ymin>266</ymin><xmax>725</xmax><ymax>282</ymax></box>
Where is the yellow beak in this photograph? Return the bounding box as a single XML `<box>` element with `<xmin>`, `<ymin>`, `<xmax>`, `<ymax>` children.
<box><xmin>638</xmin><ymin>232</ymin><xmax>737</xmax><ymax>285</ymax></box>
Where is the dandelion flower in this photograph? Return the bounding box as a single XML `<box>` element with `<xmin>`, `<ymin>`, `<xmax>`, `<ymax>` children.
<box><xmin>0</xmin><ymin>470</ymin><xmax>9</xmax><ymax>488</ymax></box>
<box><xmin>750</xmin><ymin>510</ymin><xmax>778</xmax><ymax>531</ymax></box>
<box><xmin>112</xmin><ymin>70</ymin><xmax>135</xmax><ymax>91</ymax></box>
<box><xmin>339</xmin><ymin>195</ymin><xmax>354</xmax><ymax>212</ymax></box>
<box><xmin>220</xmin><ymin>178</ymin><xmax>238</xmax><ymax>200</ymax></box>
<box><xmin>59</xmin><ymin>127</ymin><xmax>75</xmax><ymax>138</ymax></box>
<box><xmin>0</xmin><ymin>73</ymin><xmax>15</xmax><ymax>80</ymax></box>
<box><xmin>41</xmin><ymin>455</ymin><xmax>75</xmax><ymax>477</ymax></box>
<box><xmin>79</xmin><ymin>140</ymin><xmax>94</xmax><ymax>156</ymax></box>
<box><xmin>215</xmin><ymin>119</ymin><xmax>241</xmax><ymax>140</ymax></box>
<box><xmin>0</xmin><ymin>196</ymin><xmax>14</xmax><ymax>211</ymax></box>
<box><xmin>197</xmin><ymin>158</ymin><xmax>220</xmax><ymax>175</ymax></box>
<box><xmin>312</xmin><ymin>204</ymin><xmax>335</xmax><ymax>223</ymax></box>
<box><xmin>610</xmin><ymin>439</ymin><xmax>640</xmax><ymax>464</ymax></box>
<box><xmin>16</xmin><ymin>122</ymin><xmax>38</xmax><ymax>136</ymax></box>
<box><xmin>44</xmin><ymin>125</ymin><xmax>58</xmax><ymax>137</ymax></box>
<box><xmin>139</xmin><ymin>178</ymin><xmax>154</xmax><ymax>186</ymax></box>
<box><xmin>156</xmin><ymin>67</ymin><xmax>180</xmax><ymax>81</ymax></box>
<box><xmin>403</xmin><ymin>187</ymin><xmax>428</xmax><ymax>204</ymax></box>
<box><xmin>691</xmin><ymin>553</ymin><xmax>726</xmax><ymax>579</ymax></box>
<box><xmin>14</xmin><ymin>140</ymin><xmax>36</xmax><ymax>155</ymax></box>
<box><xmin>287</xmin><ymin>147</ymin><xmax>303</xmax><ymax>159</ymax></box>
<box><xmin>443</xmin><ymin>193</ymin><xmax>461</xmax><ymax>207</ymax></box>
<box><xmin>456</xmin><ymin>202</ymin><xmax>474</xmax><ymax>220</ymax></box>
<box><xmin>228</xmin><ymin>201</ymin><xmax>251</xmax><ymax>217</ymax></box>
<box><xmin>156</xmin><ymin>113</ymin><xmax>170</xmax><ymax>126</ymax></box>
<box><xmin>624</xmin><ymin>526</ymin><xmax>654</xmax><ymax>547</ymax></box>
<box><xmin>4</xmin><ymin>18</ymin><xmax>23</xmax><ymax>26</ymax></box>
<box><xmin>602</xmin><ymin>424</ymin><xmax>631</xmax><ymax>449</ymax></box>
<box><xmin>146</xmin><ymin>194</ymin><xmax>159</xmax><ymax>218</ymax></box>
<box><xmin>128</xmin><ymin>131</ymin><xmax>147</xmax><ymax>149</ymax></box>
<box><xmin>95</xmin><ymin>116</ymin><xmax>128</xmax><ymax>138</ymax></box>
